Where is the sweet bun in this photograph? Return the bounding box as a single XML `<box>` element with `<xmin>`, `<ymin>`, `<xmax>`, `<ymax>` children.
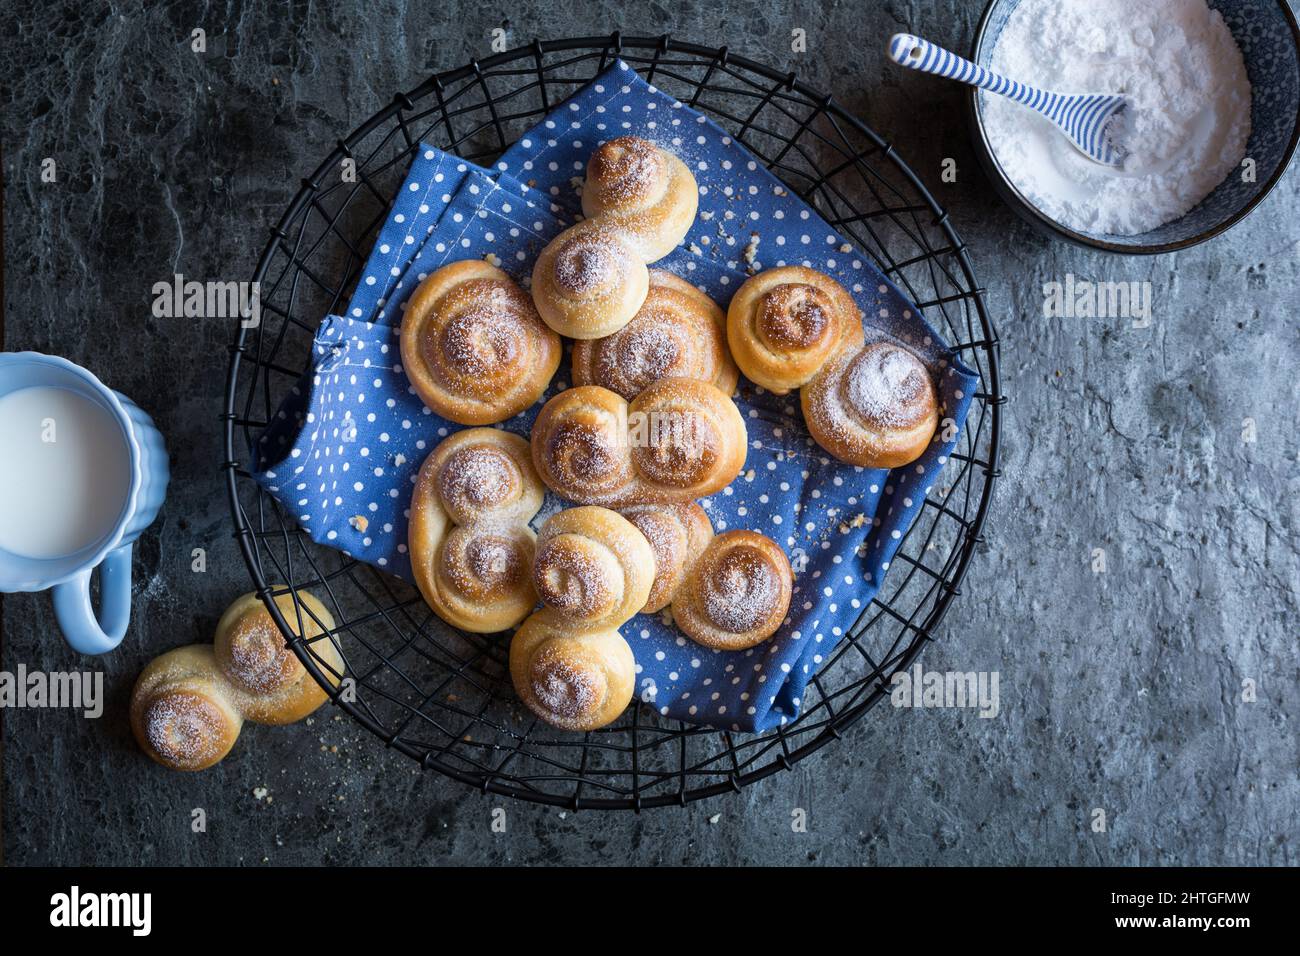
<box><xmin>570</xmin><ymin>270</ymin><xmax>737</xmax><ymax>400</ymax></box>
<box><xmin>801</xmin><ymin>341</ymin><xmax>940</xmax><ymax>469</ymax></box>
<box><xmin>214</xmin><ymin>590</ymin><xmax>343</xmax><ymax>724</ymax></box>
<box><xmin>670</xmin><ymin>530</ymin><xmax>793</xmax><ymax>650</ymax></box>
<box><xmin>530</xmin><ymin>378</ymin><xmax>746</xmax><ymax>507</ymax></box>
<box><xmin>629</xmin><ymin>377</ymin><xmax>746</xmax><ymax>503</ymax></box>
<box><xmin>130</xmin><ymin>645</ymin><xmax>243</xmax><ymax>772</ymax></box>
<box><xmin>532</xmin><ymin>138</ymin><xmax>699</xmax><ymax>340</ymax></box>
<box><xmin>529</xmin><ymin>384</ymin><xmax>637</xmax><ymax>505</ymax></box>
<box><xmin>130</xmin><ymin>589</ymin><xmax>343</xmax><ymax>771</ymax></box>
<box><xmin>409</xmin><ymin>428</ymin><xmax>543</xmax><ymax>633</ymax></box>
<box><xmin>510</xmin><ymin>507</ymin><xmax>654</xmax><ymax>730</ymax></box>
<box><xmin>580</xmin><ymin>136</ymin><xmax>699</xmax><ymax>261</ymax></box>
<box><xmin>726</xmin><ymin>265</ymin><xmax>864</xmax><ymax>394</ymax></box>
<box><xmin>729</xmin><ymin>265</ymin><xmax>939</xmax><ymax>468</ymax></box>
<box><xmin>619</xmin><ymin>502</ymin><xmax>714</xmax><ymax>614</ymax></box>
<box><xmin>400</xmin><ymin>259</ymin><xmax>560</xmax><ymax>424</ymax></box>
<box><xmin>509</xmin><ymin>611</ymin><xmax>637</xmax><ymax>732</ymax></box>
<box><xmin>531</xmin><ymin>506</ymin><xmax>656</xmax><ymax>630</ymax></box>
<box><xmin>529</xmin><ymin>220</ymin><xmax>650</xmax><ymax>339</ymax></box>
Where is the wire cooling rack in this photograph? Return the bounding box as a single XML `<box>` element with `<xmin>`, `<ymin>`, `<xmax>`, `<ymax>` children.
<box><xmin>223</xmin><ymin>35</ymin><xmax>1002</xmax><ymax>810</ymax></box>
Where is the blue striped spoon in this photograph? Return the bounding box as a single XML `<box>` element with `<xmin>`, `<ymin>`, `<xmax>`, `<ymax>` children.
<box><xmin>887</xmin><ymin>32</ymin><xmax>1128</xmax><ymax>167</ymax></box>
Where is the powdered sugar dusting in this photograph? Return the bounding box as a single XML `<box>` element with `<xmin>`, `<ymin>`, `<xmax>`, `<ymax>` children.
<box><xmin>535</xmin><ymin>539</ymin><xmax>617</xmax><ymax>619</ymax></box>
<box><xmin>844</xmin><ymin>344</ymin><xmax>927</xmax><ymax>428</ymax></box>
<box><xmin>438</xmin><ymin>445</ymin><xmax>518</xmax><ymax>514</ymax></box>
<box><xmin>588</xmin><ymin>136</ymin><xmax>665</xmax><ymax>206</ymax></box>
<box><xmin>443</xmin><ymin>530</ymin><xmax>525</xmax><ymax>598</ymax></box>
<box><xmin>222</xmin><ymin>611</ymin><xmax>299</xmax><ymax>693</ymax></box>
<box><xmin>531</xmin><ymin>644</ymin><xmax>602</xmax><ymax>723</ymax></box>
<box><xmin>757</xmin><ymin>283</ymin><xmax>833</xmax><ymax>351</ymax></box>
<box><xmin>553</xmin><ymin>231</ymin><xmax>623</xmax><ymax>295</ymax></box>
<box><xmin>597</xmin><ymin>317</ymin><xmax>684</xmax><ymax>396</ymax></box>
<box><xmin>624</xmin><ymin>507</ymin><xmax>682</xmax><ymax>568</ymax></box>
<box><xmin>622</xmin><ymin>506</ymin><xmax>686</xmax><ymax>589</ymax></box>
<box><xmin>629</xmin><ymin>400</ymin><xmax>720</xmax><ymax>487</ymax></box>
<box><xmin>702</xmin><ymin>545</ymin><xmax>780</xmax><ymax>634</ymax></box>
<box><xmin>541</xmin><ymin>417</ymin><xmax>633</xmax><ymax>498</ymax></box>
<box><xmin>433</xmin><ymin>283</ymin><xmax>524</xmax><ymax>379</ymax></box>
<box><xmin>467</xmin><ymin>536</ymin><xmax>516</xmax><ymax>580</ymax></box>
<box><xmin>143</xmin><ymin>692</ymin><xmax>229</xmax><ymax>767</ymax></box>
<box><xmin>808</xmin><ymin>342</ymin><xmax>934</xmax><ymax>445</ymax></box>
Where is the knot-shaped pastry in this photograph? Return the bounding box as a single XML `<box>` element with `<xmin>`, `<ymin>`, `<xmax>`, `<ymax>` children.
<box><xmin>400</xmin><ymin>259</ymin><xmax>561</xmax><ymax>424</ymax></box>
<box><xmin>571</xmin><ymin>270</ymin><xmax>738</xmax><ymax>400</ymax></box>
<box><xmin>530</xmin><ymin>221</ymin><xmax>649</xmax><ymax>339</ymax></box>
<box><xmin>130</xmin><ymin>590</ymin><xmax>343</xmax><ymax>771</ymax></box>
<box><xmin>510</xmin><ymin>507</ymin><xmax>655</xmax><ymax>730</ymax></box>
<box><xmin>802</xmin><ymin>341</ymin><xmax>941</xmax><ymax>469</ymax></box>
<box><xmin>670</xmin><ymin>530</ymin><xmax>794</xmax><ymax>650</ymax></box>
<box><xmin>531</xmin><ymin>377</ymin><xmax>746</xmax><ymax>507</ymax></box>
<box><xmin>727</xmin><ymin>265</ymin><xmax>864</xmax><ymax>394</ymax></box>
<box><xmin>612</xmin><ymin>505</ymin><xmax>792</xmax><ymax>650</ymax></box>
<box><xmin>580</xmin><ymin>136</ymin><xmax>700</xmax><ymax>261</ymax></box>
<box><xmin>409</xmin><ymin>428</ymin><xmax>543</xmax><ymax>632</ymax></box>
<box><xmin>532</xmin><ymin>137</ymin><xmax>698</xmax><ymax>339</ymax></box>
<box><xmin>728</xmin><ymin>265</ymin><xmax>939</xmax><ymax>468</ymax></box>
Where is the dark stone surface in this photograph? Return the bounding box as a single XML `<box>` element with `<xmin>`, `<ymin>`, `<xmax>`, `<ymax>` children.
<box><xmin>2</xmin><ymin>0</ymin><xmax>1296</xmax><ymax>865</ymax></box>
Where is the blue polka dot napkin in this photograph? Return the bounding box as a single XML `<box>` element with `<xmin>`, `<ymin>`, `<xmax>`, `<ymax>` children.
<box><xmin>253</xmin><ymin>60</ymin><xmax>977</xmax><ymax>733</ymax></box>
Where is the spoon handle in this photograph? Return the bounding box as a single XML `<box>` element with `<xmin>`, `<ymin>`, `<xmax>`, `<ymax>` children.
<box><xmin>887</xmin><ymin>33</ymin><xmax>1041</xmax><ymax>107</ymax></box>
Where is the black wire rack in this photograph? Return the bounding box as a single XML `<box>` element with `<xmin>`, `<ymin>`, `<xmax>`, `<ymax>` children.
<box><xmin>223</xmin><ymin>35</ymin><xmax>1003</xmax><ymax>810</ymax></box>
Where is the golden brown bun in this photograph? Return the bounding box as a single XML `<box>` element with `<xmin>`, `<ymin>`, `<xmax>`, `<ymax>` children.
<box><xmin>214</xmin><ymin>590</ymin><xmax>343</xmax><ymax>724</ymax></box>
<box><xmin>726</xmin><ymin>266</ymin><xmax>864</xmax><ymax>394</ymax></box>
<box><xmin>531</xmin><ymin>378</ymin><xmax>746</xmax><ymax>507</ymax></box>
<box><xmin>671</xmin><ymin>530</ymin><xmax>793</xmax><ymax>650</ymax></box>
<box><xmin>130</xmin><ymin>588</ymin><xmax>343</xmax><ymax>771</ymax></box>
<box><xmin>619</xmin><ymin>502</ymin><xmax>714</xmax><ymax>613</ymax></box>
<box><xmin>130</xmin><ymin>645</ymin><xmax>243</xmax><ymax>772</ymax></box>
<box><xmin>580</xmin><ymin>137</ymin><xmax>699</xmax><ymax>261</ymax></box>
<box><xmin>530</xmin><ymin>385</ymin><xmax>637</xmax><ymax>505</ymax></box>
<box><xmin>400</xmin><ymin>260</ymin><xmax>560</xmax><ymax>425</ymax></box>
<box><xmin>570</xmin><ymin>270</ymin><xmax>738</xmax><ymax>400</ymax></box>
<box><xmin>728</xmin><ymin>265</ymin><xmax>939</xmax><ymax>467</ymax></box>
<box><xmin>409</xmin><ymin>428</ymin><xmax>543</xmax><ymax>632</ymax></box>
<box><xmin>801</xmin><ymin>341</ymin><xmax>939</xmax><ymax>468</ymax></box>
<box><xmin>628</xmin><ymin>377</ymin><xmax>747</xmax><ymax>503</ymax></box>
<box><xmin>510</xmin><ymin>507</ymin><xmax>654</xmax><ymax>731</ymax></box>
<box><xmin>530</xmin><ymin>220</ymin><xmax>650</xmax><ymax>339</ymax></box>
<box><xmin>509</xmin><ymin>611</ymin><xmax>637</xmax><ymax>732</ymax></box>
<box><xmin>534</xmin><ymin>138</ymin><xmax>698</xmax><ymax>341</ymax></box>
<box><xmin>531</xmin><ymin>506</ymin><xmax>656</xmax><ymax>630</ymax></box>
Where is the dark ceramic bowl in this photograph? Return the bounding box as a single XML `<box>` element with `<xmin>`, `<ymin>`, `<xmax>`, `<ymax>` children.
<box><xmin>967</xmin><ymin>0</ymin><xmax>1300</xmax><ymax>254</ymax></box>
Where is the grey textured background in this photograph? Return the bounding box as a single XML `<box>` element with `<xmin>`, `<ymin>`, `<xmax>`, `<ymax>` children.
<box><xmin>2</xmin><ymin>0</ymin><xmax>1296</xmax><ymax>866</ymax></box>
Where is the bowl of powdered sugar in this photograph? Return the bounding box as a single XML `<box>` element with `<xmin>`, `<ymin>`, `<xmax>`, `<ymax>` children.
<box><xmin>968</xmin><ymin>0</ymin><xmax>1300</xmax><ymax>253</ymax></box>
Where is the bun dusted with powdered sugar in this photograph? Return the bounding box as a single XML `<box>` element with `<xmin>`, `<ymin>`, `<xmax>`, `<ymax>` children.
<box><xmin>728</xmin><ymin>265</ymin><xmax>938</xmax><ymax>468</ymax></box>
<box><xmin>399</xmin><ymin>259</ymin><xmax>560</xmax><ymax>424</ymax></box>
<box><xmin>409</xmin><ymin>428</ymin><xmax>544</xmax><ymax>633</ymax></box>
<box><xmin>130</xmin><ymin>590</ymin><xmax>343</xmax><ymax>771</ymax></box>
<box><xmin>802</xmin><ymin>341</ymin><xmax>939</xmax><ymax>469</ymax></box>
<box><xmin>571</xmin><ymin>269</ymin><xmax>737</xmax><ymax>400</ymax></box>
<box><xmin>531</xmin><ymin>137</ymin><xmax>699</xmax><ymax>339</ymax></box>
<box><xmin>669</xmin><ymin>530</ymin><xmax>793</xmax><ymax>651</ymax></box>
<box><xmin>509</xmin><ymin>507</ymin><xmax>654</xmax><ymax>730</ymax></box>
